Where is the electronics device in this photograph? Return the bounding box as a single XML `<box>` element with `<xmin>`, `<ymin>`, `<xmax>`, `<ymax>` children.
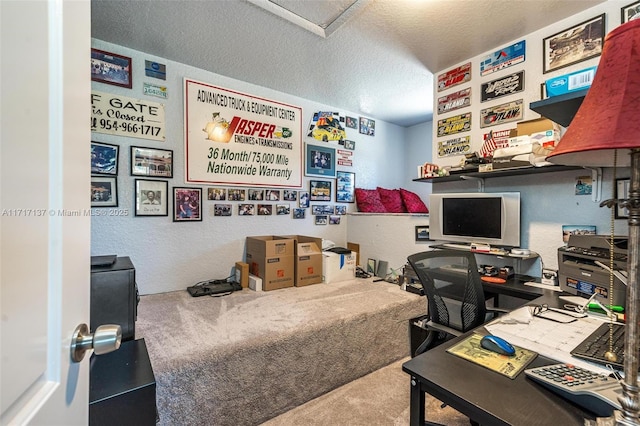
<box><xmin>429</xmin><ymin>192</ymin><xmax>521</xmax><ymax>248</ymax></box>
<box><xmin>524</xmin><ymin>363</ymin><xmax>621</xmax><ymax>417</ymax></box>
<box><xmin>558</xmin><ymin>235</ymin><xmax>628</xmax><ymax>306</ymax></box>
<box><xmin>187</xmin><ymin>280</ymin><xmax>242</xmax><ymax>297</ymax></box>
<box><xmin>480</xmin><ymin>335</ymin><xmax>515</xmax><ymax>355</ymax></box>
<box><xmin>570</xmin><ymin>322</ymin><xmax>631</xmax><ymax>371</ymax></box>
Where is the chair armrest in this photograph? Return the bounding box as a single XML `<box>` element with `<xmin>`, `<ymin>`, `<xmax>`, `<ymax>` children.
<box><xmin>424</xmin><ymin>320</ymin><xmax>462</xmax><ymax>338</ymax></box>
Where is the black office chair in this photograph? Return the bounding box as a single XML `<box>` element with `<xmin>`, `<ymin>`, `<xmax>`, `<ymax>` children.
<box><xmin>407</xmin><ymin>249</ymin><xmax>509</xmax><ymax>356</ymax></box>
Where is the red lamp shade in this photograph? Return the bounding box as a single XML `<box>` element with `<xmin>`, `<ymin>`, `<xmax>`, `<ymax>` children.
<box><xmin>547</xmin><ymin>18</ymin><xmax>640</xmax><ymax>167</ymax></box>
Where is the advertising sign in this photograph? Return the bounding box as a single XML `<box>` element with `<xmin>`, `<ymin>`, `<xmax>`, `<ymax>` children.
<box><xmin>437</xmin><ymin>113</ymin><xmax>472</xmax><ymax>137</ymax></box>
<box><xmin>437</xmin><ymin>88</ymin><xmax>471</xmax><ymax>114</ymax></box>
<box><xmin>184</xmin><ymin>78</ymin><xmax>302</xmax><ymax>187</ymax></box>
<box><xmin>481</xmin><ymin>71</ymin><xmax>525</xmax><ymax>102</ymax></box>
<box><xmin>438</xmin><ymin>136</ymin><xmax>471</xmax><ymax>158</ymax></box>
<box><xmin>91</xmin><ymin>90</ymin><xmax>165</xmax><ymax>141</ymax></box>
<box><xmin>480</xmin><ymin>40</ymin><xmax>526</xmax><ymax>76</ymax></box>
<box><xmin>480</xmin><ymin>100</ymin><xmax>523</xmax><ymax>128</ymax></box>
<box><xmin>437</xmin><ymin>62</ymin><xmax>471</xmax><ymax>92</ymax></box>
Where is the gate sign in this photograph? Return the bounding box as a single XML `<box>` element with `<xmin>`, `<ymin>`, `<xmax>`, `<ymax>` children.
<box><xmin>91</xmin><ymin>90</ymin><xmax>165</xmax><ymax>141</ymax></box>
<box><xmin>184</xmin><ymin>79</ymin><xmax>303</xmax><ymax>188</ymax></box>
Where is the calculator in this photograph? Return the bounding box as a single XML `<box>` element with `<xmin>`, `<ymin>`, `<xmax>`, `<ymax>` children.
<box><xmin>524</xmin><ymin>363</ymin><xmax>622</xmax><ymax>417</ymax></box>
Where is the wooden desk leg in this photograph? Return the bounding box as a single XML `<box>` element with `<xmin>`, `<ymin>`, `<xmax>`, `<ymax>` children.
<box><xmin>409</xmin><ymin>376</ymin><xmax>426</xmax><ymax>426</ymax></box>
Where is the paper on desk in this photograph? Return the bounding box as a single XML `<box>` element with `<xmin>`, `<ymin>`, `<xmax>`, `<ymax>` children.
<box><xmin>523</xmin><ymin>281</ymin><xmax>562</xmax><ymax>292</ymax></box>
<box><xmin>485</xmin><ymin>306</ymin><xmax>610</xmax><ymax>375</ymax></box>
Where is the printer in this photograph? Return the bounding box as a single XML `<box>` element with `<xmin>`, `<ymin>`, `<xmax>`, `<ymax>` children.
<box><xmin>558</xmin><ymin>235</ymin><xmax>628</xmax><ymax>306</ymax></box>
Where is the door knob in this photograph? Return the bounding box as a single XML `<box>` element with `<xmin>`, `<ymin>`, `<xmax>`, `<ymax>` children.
<box><xmin>70</xmin><ymin>323</ymin><xmax>122</xmax><ymax>362</ymax></box>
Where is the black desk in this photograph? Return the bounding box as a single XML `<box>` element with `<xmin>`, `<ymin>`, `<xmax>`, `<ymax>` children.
<box><xmin>482</xmin><ymin>274</ymin><xmax>552</xmax><ymax>306</ymax></box>
<box><xmin>402</xmin><ymin>292</ymin><xmax>595</xmax><ymax>426</ymax></box>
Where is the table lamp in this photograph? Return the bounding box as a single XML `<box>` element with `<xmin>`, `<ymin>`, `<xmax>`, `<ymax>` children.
<box><xmin>547</xmin><ymin>18</ymin><xmax>640</xmax><ymax>424</ymax></box>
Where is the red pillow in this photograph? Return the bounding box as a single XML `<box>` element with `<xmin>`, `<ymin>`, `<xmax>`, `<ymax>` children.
<box><xmin>400</xmin><ymin>188</ymin><xmax>429</xmax><ymax>213</ymax></box>
<box><xmin>377</xmin><ymin>187</ymin><xmax>406</xmax><ymax>213</ymax></box>
<box><xmin>355</xmin><ymin>188</ymin><xmax>387</xmax><ymax>213</ymax></box>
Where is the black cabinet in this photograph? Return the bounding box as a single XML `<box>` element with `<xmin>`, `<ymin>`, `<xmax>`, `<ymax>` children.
<box><xmin>90</xmin><ymin>256</ymin><xmax>138</xmax><ymax>341</ymax></box>
<box><xmin>89</xmin><ymin>338</ymin><xmax>157</xmax><ymax>426</ymax></box>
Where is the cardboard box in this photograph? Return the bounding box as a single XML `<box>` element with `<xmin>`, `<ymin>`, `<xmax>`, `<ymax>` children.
<box><xmin>245</xmin><ymin>236</ymin><xmax>295</xmax><ymax>291</ymax></box>
<box><xmin>278</xmin><ymin>235</ymin><xmax>323</xmax><ymax>286</ymax></box>
<box><xmin>516</xmin><ymin>118</ymin><xmax>562</xmax><ymax>137</ymax></box>
<box><xmin>545</xmin><ymin>66</ymin><xmax>596</xmax><ymax>97</ymax></box>
<box><xmin>323</xmin><ymin>251</ymin><xmax>357</xmax><ymax>284</ymax></box>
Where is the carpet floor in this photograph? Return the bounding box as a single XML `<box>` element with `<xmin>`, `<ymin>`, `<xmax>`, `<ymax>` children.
<box><xmin>261</xmin><ymin>357</ymin><xmax>470</xmax><ymax>426</ymax></box>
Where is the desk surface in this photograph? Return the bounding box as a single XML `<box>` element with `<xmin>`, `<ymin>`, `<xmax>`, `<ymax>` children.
<box><xmin>402</xmin><ymin>292</ymin><xmax>595</xmax><ymax>426</ymax></box>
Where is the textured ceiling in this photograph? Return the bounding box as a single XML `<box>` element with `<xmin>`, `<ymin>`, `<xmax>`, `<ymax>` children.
<box><xmin>91</xmin><ymin>0</ymin><xmax>605</xmax><ymax>127</ymax></box>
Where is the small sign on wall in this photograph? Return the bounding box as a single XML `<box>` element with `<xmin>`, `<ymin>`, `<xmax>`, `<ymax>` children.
<box><xmin>91</xmin><ymin>90</ymin><xmax>165</xmax><ymax>141</ymax></box>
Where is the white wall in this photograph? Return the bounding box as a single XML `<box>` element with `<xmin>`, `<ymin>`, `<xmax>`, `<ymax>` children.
<box><xmin>90</xmin><ymin>39</ymin><xmax>410</xmax><ymax>295</ymax></box>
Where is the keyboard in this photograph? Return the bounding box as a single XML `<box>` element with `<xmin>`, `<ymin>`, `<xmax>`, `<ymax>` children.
<box><xmin>571</xmin><ymin>322</ymin><xmax>627</xmax><ymax>370</ymax></box>
<box><xmin>525</xmin><ymin>363</ymin><xmax>621</xmax><ymax>417</ymax></box>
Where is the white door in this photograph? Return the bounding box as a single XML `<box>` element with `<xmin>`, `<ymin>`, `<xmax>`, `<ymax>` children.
<box><xmin>1</xmin><ymin>1</ymin><xmax>92</xmax><ymax>424</ymax></box>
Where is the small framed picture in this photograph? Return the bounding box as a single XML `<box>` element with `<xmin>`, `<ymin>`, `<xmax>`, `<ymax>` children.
<box><xmin>91</xmin><ymin>176</ymin><xmax>117</xmax><ymax>207</ymax></box>
<box><xmin>305</xmin><ymin>143</ymin><xmax>336</xmax><ymax>178</ymax></box>
<box><xmin>238</xmin><ymin>204</ymin><xmax>255</xmax><ymax>216</ymax></box>
<box><xmin>276</xmin><ymin>204</ymin><xmax>290</xmax><ymax>215</ymax></box>
<box><xmin>207</xmin><ymin>188</ymin><xmax>226</xmax><ymax>200</ymax></box>
<box><xmin>367</xmin><ymin>258</ymin><xmax>377</xmax><ymax>275</ymax></box>
<box><xmin>336</xmin><ymin>171</ymin><xmax>355</xmax><ymax>203</ymax></box>
<box><xmin>335</xmin><ymin>205</ymin><xmax>347</xmax><ymax>215</ymax></box>
<box><xmin>228</xmin><ymin>188</ymin><xmax>246</xmax><ymax>201</ymax></box>
<box><xmin>283</xmin><ymin>190</ymin><xmax>297</xmax><ymax>201</ymax></box>
<box><xmin>131</xmin><ymin>146</ymin><xmax>173</xmax><ymax>178</ymax></box>
<box><xmin>135</xmin><ymin>179</ymin><xmax>168</xmax><ymax>217</ymax></box>
<box><xmin>359</xmin><ymin>117</ymin><xmax>375</xmax><ymax>136</ymax></box>
<box><xmin>265</xmin><ymin>190</ymin><xmax>280</xmax><ymax>201</ymax></box>
<box><xmin>329</xmin><ymin>215</ymin><xmax>341</xmax><ymax>225</ymax></box>
<box><xmin>214</xmin><ymin>204</ymin><xmax>232</xmax><ymax>216</ymax></box>
<box><xmin>622</xmin><ymin>1</ymin><xmax>640</xmax><ymax>23</ymax></box>
<box><xmin>309</xmin><ymin>180</ymin><xmax>332</xmax><ymax>201</ymax></box>
<box><xmin>542</xmin><ymin>14</ymin><xmax>605</xmax><ymax>74</ymax></box>
<box><xmin>562</xmin><ymin>225</ymin><xmax>596</xmax><ymax>243</ymax></box>
<box><xmin>616</xmin><ymin>178</ymin><xmax>631</xmax><ymax>219</ymax></box>
<box><xmin>293</xmin><ymin>208</ymin><xmax>306</xmax><ymax>219</ymax></box>
<box><xmin>91</xmin><ymin>48</ymin><xmax>132</xmax><ymax>89</ymax></box>
<box><xmin>257</xmin><ymin>204</ymin><xmax>273</xmax><ymax>215</ymax></box>
<box><xmin>91</xmin><ymin>141</ymin><xmax>119</xmax><ymax>175</ymax></box>
<box><xmin>173</xmin><ymin>187</ymin><xmax>202</xmax><ymax>222</ymax></box>
<box><xmin>345</xmin><ymin>116</ymin><xmax>358</xmax><ymax>129</ymax></box>
<box><xmin>248</xmin><ymin>189</ymin><xmax>264</xmax><ymax>201</ymax></box>
<box><xmin>415</xmin><ymin>226</ymin><xmax>431</xmax><ymax>242</ymax></box>
<box><xmin>315</xmin><ymin>215</ymin><xmax>328</xmax><ymax>225</ymax></box>
<box><xmin>344</xmin><ymin>140</ymin><xmax>356</xmax><ymax>150</ymax></box>
<box><xmin>299</xmin><ymin>191</ymin><xmax>310</xmax><ymax>208</ymax></box>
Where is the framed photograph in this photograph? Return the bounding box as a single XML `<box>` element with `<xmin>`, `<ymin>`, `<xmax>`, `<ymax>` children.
<box><xmin>91</xmin><ymin>176</ymin><xmax>117</xmax><ymax>207</ymax></box>
<box><xmin>257</xmin><ymin>204</ymin><xmax>273</xmax><ymax>215</ymax></box>
<box><xmin>616</xmin><ymin>178</ymin><xmax>631</xmax><ymax>219</ymax></box>
<box><xmin>207</xmin><ymin>188</ymin><xmax>226</xmax><ymax>201</ymax></box>
<box><xmin>415</xmin><ymin>226</ymin><xmax>431</xmax><ymax>242</ymax></box>
<box><xmin>265</xmin><ymin>190</ymin><xmax>280</xmax><ymax>201</ymax></box>
<box><xmin>345</xmin><ymin>116</ymin><xmax>357</xmax><ymax>129</ymax></box>
<box><xmin>238</xmin><ymin>204</ymin><xmax>255</xmax><ymax>216</ymax></box>
<box><xmin>228</xmin><ymin>188</ymin><xmax>246</xmax><ymax>201</ymax></box>
<box><xmin>315</xmin><ymin>215</ymin><xmax>328</xmax><ymax>225</ymax></box>
<box><xmin>344</xmin><ymin>140</ymin><xmax>356</xmax><ymax>150</ymax></box>
<box><xmin>367</xmin><ymin>258</ymin><xmax>377</xmax><ymax>275</ymax></box>
<box><xmin>562</xmin><ymin>225</ymin><xmax>596</xmax><ymax>243</ymax></box>
<box><xmin>542</xmin><ymin>14</ymin><xmax>605</xmax><ymax>73</ymax></box>
<box><xmin>91</xmin><ymin>48</ymin><xmax>132</xmax><ymax>89</ymax></box>
<box><xmin>305</xmin><ymin>143</ymin><xmax>336</xmax><ymax>178</ymax></box>
<box><xmin>329</xmin><ymin>215</ymin><xmax>341</xmax><ymax>225</ymax></box>
<box><xmin>91</xmin><ymin>141</ymin><xmax>119</xmax><ymax>175</ymax></box>
<box><xmin>293</xmin><ymin>208</ymin><xmax>306</xmax><ymax>219</ymax></box>
<box><xmin>276</xmin><ymin>204</ymin><xmax>290</xmax><ymax>215</ymax></box>
<box><xmin>131</xmin><ymin>146</ymin><xmax>173</xmax><ymax>178</ymax></box>
<box><xmin>135</xmin><ymin>179</ymin><xmax>168</xmax><ymax>217</ymax></box>
<box><xmin>336</xmin><ymin>171</ymin><xmax>355</xmax><ymax>203</ymax></box>
<box><xmin>335</xmin><ymin>205</ymin><xmax>347</xmax><ymax>215</ymax></box>
<box><xmin>283</xmin><ymin>190</ymin><xmax>297</xmax><ymax>201</ymax></box>
<box><xmin>214</xmin><ymin>204</ymin><xmax>232</xmax><ymax>216</ymax></box>
<box><xmin>359</xmin><ymin>117</ymin><xmax>375</xmax><ymax>136</ymax></box>
<box><xmin>173</xmin><ymin>187</ymin><xmax>202</xmax><ymax>222</ymax></box>
<box><xmin>622</xmin><ymin>1</ymin><xmax>640</xmax><ymax>23</ymax></box>
<box><xmin>299</xmin><ymin>191</ymin><xmax>310</xmax><ymax>208</ymax></box>
<box><xmin>309</xmin><ymin>180</ymin><xmax>332</xmax><ymax>201</ymax></box>
<box><xmin>248</xmin><ymin>189</ymin><xmax>264</xmax><ymax>201</ymax></box>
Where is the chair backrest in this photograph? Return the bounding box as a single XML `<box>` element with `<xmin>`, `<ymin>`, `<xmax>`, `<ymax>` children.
<box><xmin>407</xmin><ymin>250</ymin><xmax>486</xmax><ymax>333</ymax></box>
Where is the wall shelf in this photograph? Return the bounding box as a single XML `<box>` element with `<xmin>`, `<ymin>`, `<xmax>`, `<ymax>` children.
<box><xmin>413</xmin><ymin>164</ymin><xmax>583</xmax><ymax>184</ymax></box>
<box><xmin>529</xmin><ymin>89</ymin><xmax>588</xmax><ymax>127</ymax></box>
